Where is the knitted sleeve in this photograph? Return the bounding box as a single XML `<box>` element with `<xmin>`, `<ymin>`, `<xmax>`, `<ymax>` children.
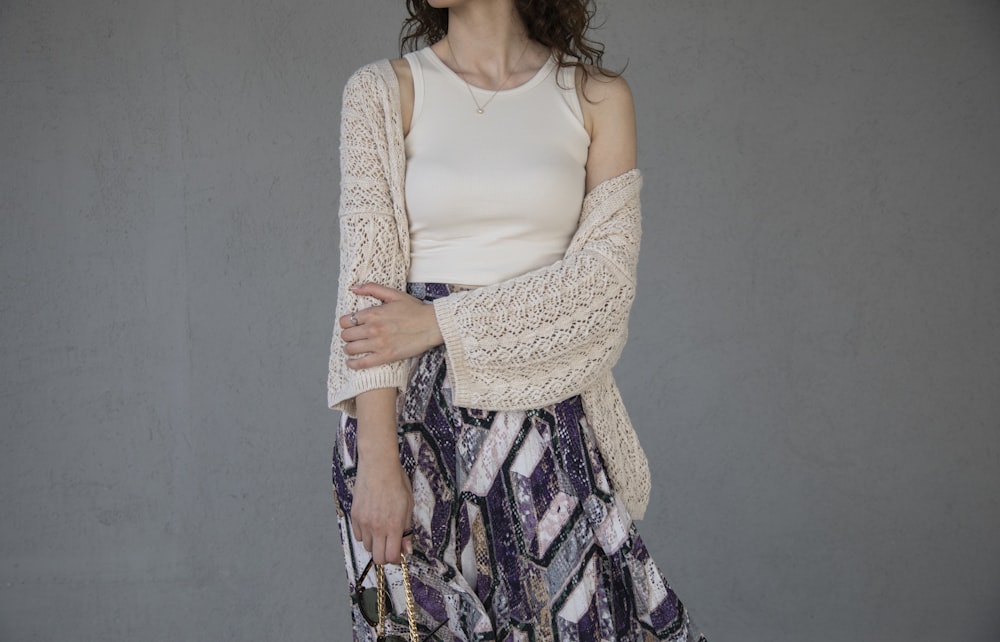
<box><xmin>432</xmin><ymin>170</ymin><xmax>643</xmax><ymax>411</ymax></box>
<box><xmin>327</xmin><ymin>66</ymin><xmax>410</xmax><ymax>416</ymax></box>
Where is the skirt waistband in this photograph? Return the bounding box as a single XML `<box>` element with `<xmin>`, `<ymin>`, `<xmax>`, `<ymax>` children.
<box><xmin>406</xmin><ymin>282</ymin><xmax>478</xmax><ymax>303</ymax></box>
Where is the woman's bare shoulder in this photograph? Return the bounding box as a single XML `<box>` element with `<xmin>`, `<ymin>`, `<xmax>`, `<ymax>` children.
<box><xmin>577</xmin><ymin>66</ymin><xmax>637</xmax><ymax>189</ymax></box>
<box><xmin>576</xmin><ymin>66</ymin><xmax>634</xmax><ymax>127</ymax></box>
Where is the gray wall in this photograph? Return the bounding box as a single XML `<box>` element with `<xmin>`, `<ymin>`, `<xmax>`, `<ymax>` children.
<box><xmin>2</xmin><ymin>0</ymin><xmax>998</xmax><ymax>640</ymax></box>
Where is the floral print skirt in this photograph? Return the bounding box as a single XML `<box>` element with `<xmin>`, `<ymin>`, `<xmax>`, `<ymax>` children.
<box><xmin>331</xmin><ymin>283</ymin><xmax>707</xmax><ymax>642</ymax></box>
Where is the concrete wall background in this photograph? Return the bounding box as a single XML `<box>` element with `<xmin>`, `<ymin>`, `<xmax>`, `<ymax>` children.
<box><xmin>2</xmin><ymin>0</ymin><xmax>998</xmax><ymax>640</ymax></box>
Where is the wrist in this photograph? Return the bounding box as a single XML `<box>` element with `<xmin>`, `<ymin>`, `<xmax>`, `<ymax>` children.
<box><xmin>356</xmin><ymin>425</ymin><xmax>399</xmax><ymax>452</ymax></box>
<box><xmin>355</xmin><ymin>387</ymin><xmax>399</xmax><ymax>455</ymax></box>
<box><xmin>356</xmin><ymin>433</ymin><xmax>404</xmax><ymax>478</ymax></box>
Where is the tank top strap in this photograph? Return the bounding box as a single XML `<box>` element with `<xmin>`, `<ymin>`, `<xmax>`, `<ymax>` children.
<box><xmin>555</xmin><ymin>58</ymin><xmax>585</xmax><ymax>130</ymax></box>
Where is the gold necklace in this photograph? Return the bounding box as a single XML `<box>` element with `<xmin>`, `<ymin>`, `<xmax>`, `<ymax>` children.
<box><xmin>446</xmin><ymin>38</ymin><xmax>531</xmax><ymax>115</ymax></box>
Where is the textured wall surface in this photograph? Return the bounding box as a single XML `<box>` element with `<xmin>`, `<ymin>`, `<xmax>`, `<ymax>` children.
<box><xmin>2</xmin><ymin>1</ymin><xmax>999</xmax><ymax>640</ymax></box>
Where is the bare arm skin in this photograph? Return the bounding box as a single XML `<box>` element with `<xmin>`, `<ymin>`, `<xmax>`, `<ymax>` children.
<box><xmin>578</xmin><ymin>66</ymin><xmax>638</xmax><ymax>190</ymax></box>
<box><xmin>350</xmin><ymin>387</ymin><xmax>413</xmax><ymax>565</ymax></box>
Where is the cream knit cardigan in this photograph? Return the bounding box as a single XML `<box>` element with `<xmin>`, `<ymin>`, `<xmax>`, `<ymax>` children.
<box><xmin>327</xmin><ymin>60</ymin><xmax>652</xmax><ymax>519</ymax></box>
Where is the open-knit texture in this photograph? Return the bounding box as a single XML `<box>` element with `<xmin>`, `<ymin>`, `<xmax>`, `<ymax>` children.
<box><xmin>327</xmin><ymin>60</ymin><xmax>652</xmax><ymax>519</ymax></box>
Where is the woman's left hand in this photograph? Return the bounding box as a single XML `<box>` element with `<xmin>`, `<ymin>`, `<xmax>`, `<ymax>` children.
<box><xmin>339</xmin><ymin>283</ymin><xmax>444</xmax><ymax>369</ymax></box>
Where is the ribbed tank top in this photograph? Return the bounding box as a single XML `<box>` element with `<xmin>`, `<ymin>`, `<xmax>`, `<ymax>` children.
<box><xmin>403</xmin><ymin>47</ymin><xmax>590</xmax><ymax>286</ymax></box>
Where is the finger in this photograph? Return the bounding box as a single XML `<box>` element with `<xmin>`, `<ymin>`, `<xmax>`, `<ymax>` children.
<box><xmin>351</xmin><ymin>282</ymin><xmax>406</xmax><ymax>303</ymax></box>
<box><xmin>346</xmin><ymin>354</ymin><xmax>390</xmax><ymax>370</ymax></box>
<box><xmin>343</xmin><ymin>340</ymin><xmax>379</xmax><ymax>357</ymax></box>
<box><xmin>370</xmin><ymin>535</ymin><xmax>387</xmax><ymax>566</ymax></box>
<box><xmin>351</xmin><ymin>514</ymin><xmax>363</xmax><ymax>544</ymax></box>
<box><xmin>384</xmin><ymin>531</ymin><xmax>402</xmax><ymax>565</ymax></box>
<box><xmin>362</xmin><ymin>529</ymin><xmax>373</xmax><ymax>555</ymax></box>
<box><xmin>340</xmin><ymin>325</ymin><xmax>367</xmax><ymax>343</ymax></box>
<box><xmin>339</xmin><ymin>311</ymin><xmax>365</xmax><ymax>330</ymax></box>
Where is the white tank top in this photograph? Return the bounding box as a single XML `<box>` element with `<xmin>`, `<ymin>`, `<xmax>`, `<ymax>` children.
<box><xmin>403</xmin><ymin>47</ymin><xmax>590</xmax><ymax>286</ymax></box>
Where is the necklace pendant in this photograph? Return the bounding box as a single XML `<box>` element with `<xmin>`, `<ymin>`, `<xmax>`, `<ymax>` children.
<box><xmin>476</xmin><ymin>108</ymin><xmax>484</xmax><ymax>115</ymax></box>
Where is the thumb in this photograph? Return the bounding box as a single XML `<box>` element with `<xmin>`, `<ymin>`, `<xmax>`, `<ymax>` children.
<box><xmin>350</xmin><ymin>282</ymin><xmax>405</xmax><ymax>303</ymax></box>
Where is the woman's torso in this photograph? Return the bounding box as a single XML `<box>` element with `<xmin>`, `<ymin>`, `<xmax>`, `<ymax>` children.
<box><xmin>403</xmin><ymin>46</ymin><xmax>590</xmax><ymax>287</ymax></box>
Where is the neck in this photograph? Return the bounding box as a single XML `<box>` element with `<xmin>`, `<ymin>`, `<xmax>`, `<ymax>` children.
<box><xmin>441</xmin><ymin>2</ymin><xmax>534</xmax><ymax>80</ymax></box>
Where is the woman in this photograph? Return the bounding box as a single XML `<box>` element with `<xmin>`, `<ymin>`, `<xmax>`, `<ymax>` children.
<box><xmin>329</xmin><ymin>1</ymin><xmax>706</xmax><ymax>640</ymax></box>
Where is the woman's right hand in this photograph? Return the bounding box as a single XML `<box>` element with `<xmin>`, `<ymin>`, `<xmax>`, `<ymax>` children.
<box><xmin>351</xmin><ymin>437</ymin><xmax>414</xmax><ymax>565</ymax></box>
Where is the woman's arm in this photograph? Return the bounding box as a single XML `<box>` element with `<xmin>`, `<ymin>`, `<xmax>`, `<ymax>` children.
<box><xmin>329</xmin><ymin>64</ymin><xmax>415</xmax><ymax>565</ymax></box>
<box><xmin>351</xmin><ymin>388</ymin><xmax>413</xmax><ymax>565</ymax></box>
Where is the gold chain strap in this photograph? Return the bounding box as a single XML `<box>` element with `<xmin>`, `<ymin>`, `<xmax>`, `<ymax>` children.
<box><xmin>375</xmin><ymin>564</ymin><xmax>386</xmax><ymax>639</ymax></box>
<box><xmin>399</xmin><ymin>552</ymin><xmax>420</xmax><ymax>642</ymax></box>
<box><xmin>375</xmin><ymin>553</ymin><xmax>420</xmax><ymax>642</ymax></box>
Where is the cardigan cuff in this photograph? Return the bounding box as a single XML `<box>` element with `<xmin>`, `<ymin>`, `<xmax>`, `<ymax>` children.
<box><xmin>431</xmin><ymin>294</ymin><xmax>484</xmax><ymax>408</ymax></box>
<box><xmin>328</xmin><ymin>361</ymin><xmax>410</xmax><ymax>417</ymax></box>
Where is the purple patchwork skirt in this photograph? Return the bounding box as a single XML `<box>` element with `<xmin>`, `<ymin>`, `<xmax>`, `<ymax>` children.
<box><xmin>332</xmin><ymin>283</ymin><xmax>707</xmax><ymax>642</ymax></box>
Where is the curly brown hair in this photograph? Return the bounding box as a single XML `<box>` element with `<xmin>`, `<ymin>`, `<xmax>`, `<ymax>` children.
<box><xmin>399</xmin><ymin>0</ymin><xmax>619</xmax><ymax>93</ymax></box>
